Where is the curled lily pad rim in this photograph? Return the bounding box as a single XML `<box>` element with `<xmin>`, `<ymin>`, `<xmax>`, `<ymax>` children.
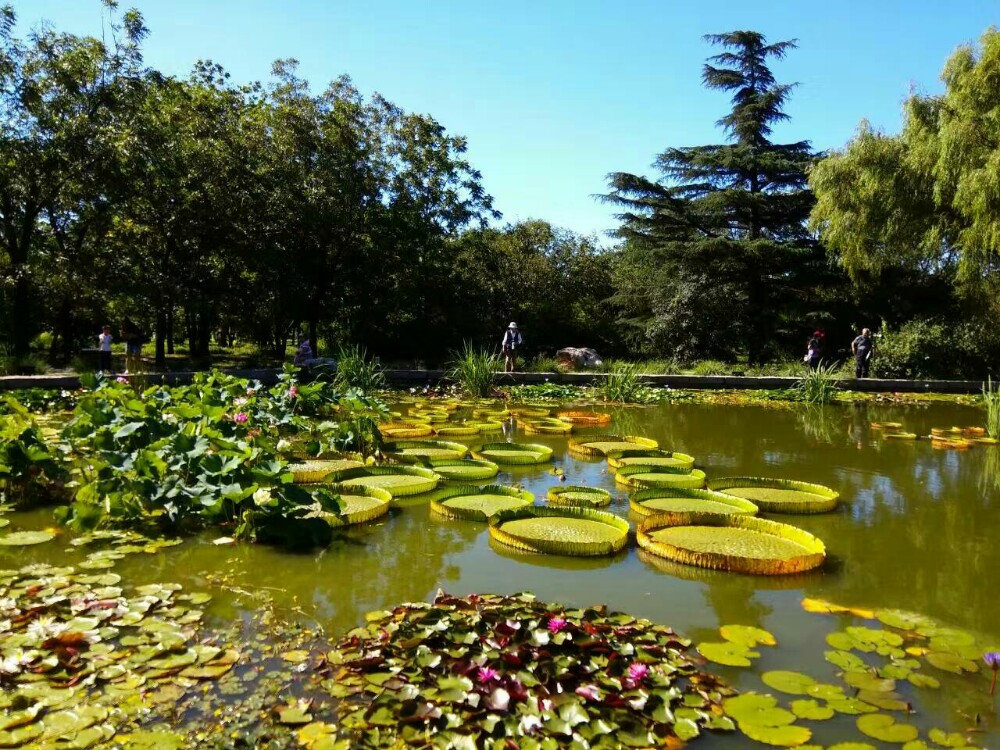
<box><xmin>615</xmin><ymin>465</ymin><xmax>708</xmax><ymax>489</ymax></box>
<box><xmin>489</xmin><ymin>505</ymin><xmax>631</xmax><ymax>557</ymax></box>
<box><xmin>321</xmin><ymin>483</ymin><xmax>392</xmax><ymax>525</ymax></box>
<box><xmin>471</xmin><ymin>441</ymin><xmax>554</xmax><ymax>465</ymax></box>
<box><xmin>377</xmin><ymin>421</ymin><xmax>435</xmax><ymax>438</ymax></box>
<box><xmin>630</xmin><ymin>487</ymin><xmax>758</xmax><ymax>517</ymax></box>
<box><xmin>636</xmin><ymin>511</ymin><xmax>827</xmax><ymax>576</ymax></box>
<box><xmin>608</xmin><ymin>449</ymin><xmax>696</xmax><ymax>470</ymax></box>
<box><xmin>546</xmin><ymin>485</ymin><xmax>613</xmax><ymax>507</ymax></box>
<box><xmin>429</xmin><ymin>484</ymin><xmax>534</xmax><ymax>521</ymax></box>
<box><xmin>707</xmin><ymin>476</ymin><xmax>840</xmax><ymax>514</ymax></box>
<box><xmin>328</xmin><ymin>465</ymin><xmax>441</xmax><ymax>497</ymax></box>
<box><xmin>424</xmin><ymin>457</ymin><xmax>500</xmax><ymax>481</ymax></box>
<box><xmin>383</xmin><ymin>439</ymin><xmax>469</xmax><ymax>460</ymax></box>
<box><xmin>567</xmin><ymin>434</ymin><xmax>659</xmax><ymax>457</ymax></box>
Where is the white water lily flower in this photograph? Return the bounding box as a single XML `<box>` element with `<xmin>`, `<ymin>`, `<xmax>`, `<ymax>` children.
<box><xmin>0</xmin><ymin>597</ymin><xmax>17</xmax><ymax>613</ymax></box>
<box><xmin>0</xmin><ymin>620</ymin><xmax>10</xmax><ymax>633</ymax></box>
<box><xmin>253</xmin><ymin>488</ymin><xmax>274</xmax><ymax>508</ymax></box>
<box><xmin>0</xmin><ymin>654</ymin><xmax>21</xmax><ymax>675</ymax></box>
<box><xmin>26</xmin><ymin>616</ymin><xmax>68</xmax><ymax>641</ymax></box>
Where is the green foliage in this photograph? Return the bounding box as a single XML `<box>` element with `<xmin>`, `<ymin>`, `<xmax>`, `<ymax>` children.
<box><xmin>332</xmin><ymin>345</ymin><xmax>386</xmax><ymax>392</ymax></box>
<box><xmin>599</xmin><ymin>362</ymin><xmax>645</xmax><ymax>403</ymax></box>
<box><xmin>0</xmin><ymin>402</ymin><xmax>70</xmax><ymax>507</ymax></box>
<box><xmin>691</xmin><ymin>360</ymin><xmax>730</xmax><ymax>376</ymax></box>
<box><xmin>873</xmin><ymin>319</ymin><xmax>1000</xmax><ymax>379</ymax></box>
<box><xmin>447</xmin><ymin>343</ymin><xmax>501</xmax><ymax>398</ymax></box>
<box><xmin>795</xmin><ymin>364</ymin><xmax>841</xmax><ymax>404</ymax></box>
<box><xmin>605</xmin><ymin>31</ymin><xmax>832</xmax><ymax>363</ymax></box>
<box><xmin>984</xmin><ymin>378</ymin><xmax>1000</xmax><ymax>439</ymax></box>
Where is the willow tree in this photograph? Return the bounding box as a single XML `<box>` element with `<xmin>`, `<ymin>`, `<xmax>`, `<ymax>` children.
<box><xmin>810</xmin><ymin>27</ymin><xmax>1000</xmax><ymax>316</ymax></box>
<box><xmin>606</xmin><ymin>31</ymin><xmax>826</xmax><ymax>362</ymax></box>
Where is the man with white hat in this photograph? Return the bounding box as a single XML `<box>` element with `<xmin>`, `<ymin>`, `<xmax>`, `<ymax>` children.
<box><xmin>501</xmin><ymin>322</ymin><xmax>523</xmax><ymax>372</ymax></box>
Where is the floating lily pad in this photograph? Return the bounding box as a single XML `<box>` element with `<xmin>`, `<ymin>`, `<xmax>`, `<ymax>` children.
<box><xmin>568</xmin><ymin>434</ymin><xmax>658</xmax><ymax>457</ymax></box>
<box><xmin>697</xmin><ymin>641</ymin><xmax>760</xmax><ymax>666</ymax></box>
<box><xmin>489</xmin><ymin>506</ymin><xmax>630</xmax><ymax>556</ymax></box>
<box><xmin>924</xmin><ymin>651</ymin><xmax>979</xmax><ymax>674</ymax></box>
<box><xmin>637</xmin><ymin>512</ymin><xmax>826</xmax><ymax>575</ymax></box>
<box><xmin>723</xmin><ymin>693</ymin><xmax>796</xmax><ymax>727</ymax></box>
<box><xmin>762</xmin><ymin>670</ymin><xmax>818</xmax><ymax>695</ymax></box>
<box><xmin>546</xmin><ymin>485</ymin><xmax>612</xmax><ymax>508</ymax></box>
<box><xmin>739</xmin><ymin>722</ymin><xmax>813</xmax><ymax>747</ymax></box>
<box><xmin>384</xmin><ymin>439</ymin><xmax>469</xmax><ymax>461</ymax></box>
<box><xmin>608</xmin><ymin>449</ymin><xmax>696</xmax><ymax>471</ymax></box>
<box><xmin>472</xmin><ymin>442</ymin><xmax>553</xmax><ymax>465</ymax></box>
<box><xmin>856</xmin><ymin>714</ymin><xmax>919</xmax><ymax>743</ymax></box>
<box><xmin>709</xmin><ymin>477</ymin><xmax>839</xmax><ymax>514</ymax></box>
<box><xmin>790</xmin><ymin>699</ymin><xmax>835</xmax><ymax>720</ymax></box>
<box><xmin>426</xmin><ymin>458</ymin><xmax>499</xmax><ymax>481</ymax></box>
<box><xmin>430</xmin><ymin>485</ymin><xmax>533</xmax><ymax>521</ymax></box>
<box><xmin>0</xmin><ymin>529</ymin><xmax>56</xmax><ymax>546</ymax></box>
<box><xmin>289</xmin><ymin>459</ymin><xmax>363</xmax><ymax>483</ymax></box>
<box><xmin>721</xmin><ymin>624</ymin><xmax>777</xmax><ymax>647</ymax></box>
<box><xmin>630</xmin><ymin>487</ymin><xmax>758</xmax><ymax>517</ymax></box>
<box><xmin>615</xmin><ymin>465</ymin><xmax>707</xmax><ymax>490</ymax></box>
<box><xmin>329</xmin><ymin>466</ymin><xmax>440</xmax><ymax>497</ymax></box>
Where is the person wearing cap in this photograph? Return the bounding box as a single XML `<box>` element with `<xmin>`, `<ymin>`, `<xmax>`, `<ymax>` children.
<box><xmin>502</xmin><ymin>322</ymin><xmax>523</xmax><ymax>372</ymax></box>
<box><xmin>851</xmin><ymin>328</ymin><xmax>875</xmax><ymax>379</ymax></box>
<box><xmin>98</xmin><ymin>325</ymin><xmax>113</xmax><ymax>374</ymax></box>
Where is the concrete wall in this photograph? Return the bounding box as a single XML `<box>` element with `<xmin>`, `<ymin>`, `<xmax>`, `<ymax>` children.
<box><xmin>0</xmin><ymin>369</ymin><xmax>988</xmax><ymax>395</ymax></box>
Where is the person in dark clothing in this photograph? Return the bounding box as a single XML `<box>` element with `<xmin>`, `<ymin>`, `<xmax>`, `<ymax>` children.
<box><xmin>852</xmin><ymin>328</ymin><xmax>874</xmax><ymax>378</ymax></box>
<box><xmin>804</xmin><ymin>330</ymin><xmax>825</xmax><ymax>371</ymax></box>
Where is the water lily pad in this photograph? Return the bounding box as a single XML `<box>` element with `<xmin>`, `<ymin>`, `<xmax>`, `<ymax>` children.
<box><xmin>826</xmin><ymin>649</ymin><xmax>867</xmax><ymax>671</ymax></box>
<box><xmin>709</xmin><ymin>477</ymin><xmax>839</xmax><ymax>514</ymax></box>
<box><xmin>615</xmin><ymin>465</ymin><xmax>707</xmax><ymax>490</ymax></box>
<box><xmin>426</xmin><ymin>458</ymin><xmax>499</xmax><ymax>481</ymax></box>
<box><xmin>723</xmin><ymin>693</ymin><xmax>796</xmax><ymax>727</ymax></box>
<box><xmin>720</xmin><ymin>624</ymin><xmax>776</xmax><ymax>647</ymax></box>
<box><xmin>843</xmin><ymin>671</ymin><xmax>896</xmax><ymax>693</ymax></box>
<box><xmin>762</xmin><ymin>670</ymin><xmax>818</xmax><ymax>695</ymax></box>
<box><xmin>739</xmin><ymin>722</ymin><xmax>812</xmax><ymax>747</ymax></box>
<box><xmin>826</xmin><ymin>697</ymin><xmax>879</xmax><ymax>715</ymax></box>
<box><xmin>547</xmin><ymin>485</ymin><xmax>612</xmax><ymax>508</ymax></box>
<box><xmin>0</xmin><ymin>529</ymin><xmax>56</xmax><ymax>546</ymax></box>
<box><xmin>489</xmin><ymin>506</ymin><xmax>629</xmax><ymax>556</ymax></box>
<box><xmin>630</xmin><ymin>487</ymin><xmax>758</xmax><ymax>517</ymax></box>
<box><xmin>697</xmin><ymin>641</ymin><xmax>759</xmax><ymax>667</ymax></box>
<box><xmin>568</xmin><ymin>434</ymin><xmax>658</xmax><ymax>457</ymax></box>
<box><xmin>924</xmin><ymin>652</ymin><xmax>979</xmax><ymax>674</ymax></box>
<box><xmin>472</xmin><ymin>442</ymin><xmax>553</xmax><ymax>465</ymax></box>
<box><xmin>790</xmin><ymin>699</ymin><xmax>835</xmax><ymax>720</ymax></box>
<box><xmin>927</xmin><ymin>729</ymin><xmax>972</xmax><ymax>748</ymax></box>
<box><xmin>431</xmin><ymin>485</ymin><xmax>533</xmax><ymax>521</ymax></box>
<box><xmin>875</xmin><ymin>609</ymin><xmax>936</xmax><ymax>631</ymax></box>
<box><xmin>856</xmin><ymin>714</ymin><xmax>919</xmax><ymax>743</ymax></box>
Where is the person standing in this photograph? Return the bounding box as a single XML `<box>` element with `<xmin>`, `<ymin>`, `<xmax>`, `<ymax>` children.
<box><xmin>852</xmin><ymin>328</ymin><xmax>874</xmax><ymax>378</ymax></box>
<box><xmin>98</xmin><ymin>325</ymin><xmax>113</xmax><ymax>374</ymax></box>
<box><xmin>501</xmin><ymin>322</ymin><xmax>522</xmax><ymax>373</ymax></box>
<box><xmin>804</xmin><ymin>330</ymin><xmax>824</xmax><ymax>371</ymax></box>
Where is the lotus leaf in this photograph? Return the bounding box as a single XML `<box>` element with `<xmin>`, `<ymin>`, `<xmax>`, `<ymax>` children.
<box><xmin>568</xmin><ymin>434</ymin><xmax>658</xmax><ymax>457</ymax></box>
<box><xmin>790</xmin><ymin>699</ymin><xmax>835</xmax><ymax>720</ymax></box>
<box><xmin>762</xmin><ymin>670</ymin><xmax>818</xmax><ymax>695</ymax></box>
<box><xmin>856</xmin><ymin>714</ymin><xmax>919</xmax><ymax>743</ymax></box>
<box><xmin>720</xmin><ymin>624</ymin><xmax>776</xmax><ymax>647</ymax></box>
<box><xmin>546</xmin><ymin>485</ymin><xmax>612</xmax><ymax>508</ymax></box>
<box><xmin>630</xmin><ymin>487</ymin><xmax>758</xmax><ymax>517</ymax></box>
<box><xmin>708</xmin><ymin>477</ymin><xmax>839</xmax><ymax>514</ymax></box>
<box><xmin>426</xmin><ymin>458</ymin><xmax>499</xmax><ymax>482</ymax></box>
<box><xmin>697</xmin><ymin>641</ymin><xmax>760</xmax><ymax>666</ymax></box>
<box><xmin>615</xmin><ymin>465</ymin><xmax>707</xmax><ymax>490</ymax></box>
<box><xmin>430</xmin><ymin>485</ymin><xmax>534</xmax><ymax>521</ymax></box>
<box><xmin>489</xmin><ymin>506</ymin><xmax>629</xmax><ymax>556</ymax></box>
<box><xmin>0</xmin><ymin>529</ymin><xmax>56</xmax><ymax>545</ymax></box>
<box><xmin>637</xmin><ymin>512</ymin><xmax>826</xmax><ymax>575</ymax></box>
<box><xmin>472</xmin><ymin>442</ymin><xmax>553</xmax><ymax>465</ymax></box>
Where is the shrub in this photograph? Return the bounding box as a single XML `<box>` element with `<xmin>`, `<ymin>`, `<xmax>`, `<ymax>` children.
<box><xmin>873</xmin><ymin>318</ymin><xmax>1000</xmax><ymax>380</ymax></box>
<box><xmin>599</xmin><ymin>362</ymin><xmax>644</xmax><ymax>402</ymax></box>
<box><xmin>795</xmin><ymin>363</ymin><xmax>841</xmax><ymax>404</ymax></box>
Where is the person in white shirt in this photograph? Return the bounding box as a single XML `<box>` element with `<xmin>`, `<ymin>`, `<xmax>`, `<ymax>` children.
<box><xmin>98</xmin><ymin>325</ymin><xmax>113</xmax><ymax>374</ymax></box>
<box><xmin>501</xmin><ymin>322</ymin><xmax>523</xmax><ymax>372</ymax></box>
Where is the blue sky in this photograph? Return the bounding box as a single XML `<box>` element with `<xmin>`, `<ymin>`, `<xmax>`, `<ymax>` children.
<box><xmin>19</xmin><ymin>1</ymin><xmax>999</xmax><ymax>238</ymax></box>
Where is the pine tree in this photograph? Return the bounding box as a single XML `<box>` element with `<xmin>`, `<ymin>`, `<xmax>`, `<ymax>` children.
<box><xmin>606</xmin><ymin>31</ymin><xmax>827</xmax><ymax>363</ymax></box>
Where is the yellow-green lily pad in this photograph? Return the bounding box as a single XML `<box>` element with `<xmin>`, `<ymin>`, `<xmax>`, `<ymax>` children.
<box><xmin>697</xmin><ymin>640</ymin><xmax>759</xmax><ymax>667</ymax></box>
<box><xmin>928</xmin><ymin>729</ymin><xmax>972</xmax><ymax>748</ymax></box>
<box><xmin>720</xmin><ymin>624</ymin><xmax>777</xmax><ymax>647</ymax></box>
<box><xmin>856</xmin><ymin>714</ymin><xmax>919</xmax><ymax>743</ymax></box>
<box><xmin>790</xmin><ymin>699</ymin><xmax>834</xmax><ymax>721</ymax></box>
<box><xmin>723</xmin><ymin>693</ymin><xmax>796</xmax><ymax>727</ymax></box>
<box><xmin>739</xmin><ymin>722</ymin><xmax>812</xmax><ymax>747</ymax></box>
<box><xmin>0</xmin><ymin>530</ymin><xmax>56</xmax><ymax>546</ymax></box>
<box><xmin>924</xmin><ymin>652</ymin><xmax>979</xmax><ymax>674</ymax></box>
<box><xmin>761</xmin><ymin>670</ymin><xmax>817</xmax><ymax>695</ymax></box>
<box><xmin>843</xmin><ymin>671</ymin><xmax>896</xmax><ymax>692</ymax></box>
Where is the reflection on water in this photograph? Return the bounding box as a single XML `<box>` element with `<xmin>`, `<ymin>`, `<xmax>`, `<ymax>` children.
<box><xmin>3</xmin><ymin>399</ymin><xmax>999</xmax><ymax>743</ymax></box>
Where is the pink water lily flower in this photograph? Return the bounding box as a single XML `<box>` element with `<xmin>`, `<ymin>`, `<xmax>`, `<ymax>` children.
<box><xmin>233</xmin><ymin>412</ymin><xmax>249</xmax><ymax>424</ymax></box>
<box><xmin>626</xmin><ymin>662</ymin><xmax>649</xmax><ymax>684</ymax></box>
<box><xmin>477</xmin><ymin>666</ymin><xmax>500</xmax><ymax>683</ymax></box>
<box><xmin>575</xmin><ymin>684</ymin><xmax>600</xmax><ymax>701</ymax></box>
<box><xmin>288</xmin><ymin>386</ymin><xmax>299</xmax><ymax>399</ymax></box>
<box><xmin>547</xmin><ymin>617</ymin><xmax>568</xmax><ymax>633</ymax></box>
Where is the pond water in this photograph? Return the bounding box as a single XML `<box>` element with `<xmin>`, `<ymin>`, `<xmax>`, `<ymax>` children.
<box><xmin>5</xmin><ymin>400</ymin><xmax>1000</xmax><ymax>746</ymax></box>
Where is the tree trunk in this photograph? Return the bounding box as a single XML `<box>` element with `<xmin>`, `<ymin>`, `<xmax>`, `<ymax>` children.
<box><xmin>155</xmin><ymin>309</ymin><xmax>167</xmax><ymax>369</ymax></box>
<box><xmin>58</xmin><ymin>298</ymin><xmax>73</xmax><ymax>364</ymax></box>
<box><xmin>166</xmin><ymin>309</ymin><xmax>174</xmax><ymax>355</ymax></box>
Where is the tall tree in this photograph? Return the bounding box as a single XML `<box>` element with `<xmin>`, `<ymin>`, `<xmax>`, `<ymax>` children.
<box><xmin>810</xmin><ymin>27</ymin><xmax>1000</xmax><ymax>317</ymax></box>
<box><xmin>605</xmin><ymin>31</ymin><xmax>827</xmax><ymax>362</ymax></box>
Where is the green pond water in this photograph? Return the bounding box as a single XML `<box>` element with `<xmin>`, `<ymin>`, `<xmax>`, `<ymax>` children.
<box><xmin>5</xmin><ymin>400</ymin><xmax>1000</xmax><ymax>746</ymax></box>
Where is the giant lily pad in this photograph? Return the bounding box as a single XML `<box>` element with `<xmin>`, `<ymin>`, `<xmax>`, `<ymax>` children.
<box><xmin>384</xmin><ymin>439</ymin><xmax>468</xmax><ymax>461</ymax></box>
<box><xmin>546</xmin><ymin>485</ymin><xmax>612</xmax><ymax>508</ymax></box>
<box><xmin>708</xmin><ymin>477</ymin><xmax>839</xmax><ymax>514</ymax></box>
<box><xmin>615</xmin><ymin>465</ymin><xmax>708</xmax><ymax>490</ymax></box>
<box><xmin>289</xmin><ymin>459</ymin><xmax>363</xmax><ymax>483</ymax></box>
<box><xmin>609</xmin><ymin>449</ymin><xmax>696</xmax><ymax>471</ymax></box>
<box><xmin>426</xmin><ymin>458</ymin><xmax>499</xmax><ymax>481</ymax></box>
<box><xmin>472</xmin><ymin>442</ymin><xmax>553</xmax><ymax>465</ymax></box>
<box><xmin>489</xmin><ymin>506</ymin><xmax>630</xmax><ymax>556</ymax></box>
<box><xmin>636</xmin><ymin>512</ymin><xmax>826</xmax><ymax>575</ymax></box>
<box><xmin>568</xmin><ymin>434</ymin><xmax>658</xmax><ymax>457</ymax></box>
<box><xmin>430</xmin><ymin>485</ymin><xmax>533</xmax><ymax>521</ymax></box>
<box><xmin>630</xmin><ymin>487</ymin><xmax>758</xmax><ymax>517</ymax></box>
<box><xmin>309</xmin><ymin>484</ymin><xmax>392</xmax><ymax>526</ymax></box>
<box><xmin>328</xmin><ymin>465</ymin><xmax>439</xmax><ymax>497</ymax></box>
